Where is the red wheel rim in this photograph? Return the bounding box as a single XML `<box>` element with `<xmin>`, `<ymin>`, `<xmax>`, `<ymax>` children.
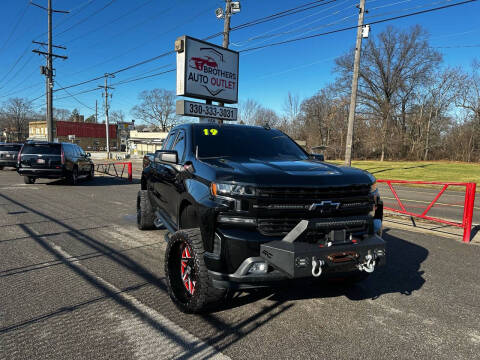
<box><xmin>180</xmin><ymin>243</ymin><xmax>196</xmax><ymax>296</ymax></box>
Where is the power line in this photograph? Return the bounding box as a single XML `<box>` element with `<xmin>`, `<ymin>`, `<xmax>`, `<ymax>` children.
<box><xmin>232</xmin><ymin>0</ymin><xmax>339</xmax><ymax>31</ymax></box>
<box><xmin>45</xmin><ymin>0</ymin><xmax>478</xmax><ymax>98</ymax></box>
<box><xmin>56</xmin><ymin>4</ymin><xmax>209</xmax><ymax>80</ymax></box>
<box><xmin>54</xmin><ymin>80</ymin><xmax>95</xmax><ymax>111</ymax></box>
<box><xmin>54</xmin><ymin>87</ymin><xmax>99</xmax><ymax>100</ymax></box>
<box><xmin>236</xmin><ymin>0</ymin><xmax>455</xmax><ymax>48</ymax></box>
<box><xmin>240</xmin><ymin>0</ymin><xmax>478</xmax><ymax>53</ymax></box>
<box><xmin>55</xmin><ymin>0</ymin><xmax>118</xmax><ymax>37</ymax></box>
<box><xmin>0</xmin><ymin>1</ymin><xmax>30</xmax><ymax>55</ymax></box>
<box><xmin>66</xmin><ymin>0</ymin><xmax>154</xmax><ymax>44</ymax></box>
<box><xmin>231</xmin><ymin>0</ymin><xmax>355</xmax><ymax>46</ymax></box>
<box><xmin>49</xmin><ymin>0</ymin><xmax>342</xmax><ymax>93</ymax></box>
<box><xmin>111</xmin><ymin>69</ymin><xmax>176</xmax><ymax>86</ymax></box>
<box><xmin>53</xmin><ymin>75</ymin><xmax>104</xmax><ymax>93</ymax></box>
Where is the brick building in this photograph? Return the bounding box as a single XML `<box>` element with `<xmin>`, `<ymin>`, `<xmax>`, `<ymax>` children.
<box><xmin>28</xmin><ymin>121</ymin><xmax>118</xmax><ymax>151</ymax></box>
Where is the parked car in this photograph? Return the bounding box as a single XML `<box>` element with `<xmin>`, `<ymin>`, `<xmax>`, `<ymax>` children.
<box><xmin>138</xmin><ymin>123</ymin><xmax>385</xmax><ymax>313</ymax></box>
<box><xmin>17</xmin><ymin>141</ymin><xmax>94</xmax><ymax>184</ymax></box>
<box><xmin>0</xmin><ymin>143</ymin><xmax>22</xmax><ymax>170</ymax></box>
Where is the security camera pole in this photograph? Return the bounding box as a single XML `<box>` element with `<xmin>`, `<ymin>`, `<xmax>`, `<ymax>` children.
<box><xmin>344</xmin><ymin>0</ymin><xmax>366</xmax><ymax>166</ymax></box>
<box><xmin>222</xmin><ymin>0</ymin><xmax>232</xmax><ymax>49</ymax></box>
<box><xmin>218</xmin><ymin>0</ymin><xmax>235</xmax><ymax>122</ymax></box>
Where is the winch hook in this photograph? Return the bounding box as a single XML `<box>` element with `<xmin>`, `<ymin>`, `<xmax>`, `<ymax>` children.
<box><xmin>311</xmin><ymin>257</ymin><xmax>324</xmax><ymax>277</ymax></box>
<box><xmin>359</xmin><ymin>254</ymin><xmax>376</xmax><ymax>273</ymax></box>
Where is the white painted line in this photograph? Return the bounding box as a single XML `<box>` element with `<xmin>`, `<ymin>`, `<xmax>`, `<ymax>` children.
<box><xmin>48</xmin><ymin>240</ymin><xmax>231</xmax><ymax>360</ymax></box>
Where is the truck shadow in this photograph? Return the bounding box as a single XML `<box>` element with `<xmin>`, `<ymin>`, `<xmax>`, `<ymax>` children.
<box><xmin>220</xmin><ymin>229</ymin><xmax>428</xmax><ymax>307</ymax></box>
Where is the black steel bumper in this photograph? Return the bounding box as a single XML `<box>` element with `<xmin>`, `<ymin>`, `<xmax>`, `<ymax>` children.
<box><xmin>208</xmin><ymin>219</ymin><xmax>386</xmax><ymax>290</ymax></box>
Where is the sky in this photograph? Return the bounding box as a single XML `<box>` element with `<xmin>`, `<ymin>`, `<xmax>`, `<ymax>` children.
<box><xmin>0</xmin><ymin>0</ymin><xmax>479</xmax><ymax>123</ymax></box>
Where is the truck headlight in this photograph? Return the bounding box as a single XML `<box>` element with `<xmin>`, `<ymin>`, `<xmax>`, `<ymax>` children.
<box><xmin>211</xmin><ymin>183</ymin><xmax>255</xmax><ymax>197</ymax></box>
<box><xmin>370</xmin><ymin>181</ymin><xmax>377</xmax><ymax>193</ymax></box>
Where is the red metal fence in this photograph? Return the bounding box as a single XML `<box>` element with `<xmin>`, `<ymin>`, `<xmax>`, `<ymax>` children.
<box><xmin>95</xmin><ymin>162</ymin><xmax>132</xmax><ymax>182</ymax></box>
<box><xmin>377</xmin><ymin>180</ymin><xmax>476</xmax><ymax>243</ymax></box>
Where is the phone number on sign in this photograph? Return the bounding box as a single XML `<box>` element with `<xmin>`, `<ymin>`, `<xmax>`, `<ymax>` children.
<box><xmin>187</xmin><ymin>103</ymin><xmax>236</xmax><ymax>120</ymax></box>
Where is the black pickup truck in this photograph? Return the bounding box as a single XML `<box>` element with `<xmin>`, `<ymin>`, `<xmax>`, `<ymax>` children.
<box><xmin>138</xmin><ymin>123</ymin><xmax>385</xmax><ymax>313</ymax></box>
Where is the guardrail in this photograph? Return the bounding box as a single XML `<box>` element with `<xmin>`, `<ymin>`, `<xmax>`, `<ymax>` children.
<box><xmin>377</xmin><ymin>180</ymin><xmax>476</xmax><ymax>243</ymax></box>
<box><xmin>95</xmin><ymin>162</ymin><xmax>132</xmax><ymax>182</ymax></box>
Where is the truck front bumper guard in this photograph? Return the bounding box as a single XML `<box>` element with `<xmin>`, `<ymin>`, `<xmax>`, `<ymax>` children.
<box><xmin>209</xmin><ymin>219</ymin><xmax>386</xmax><ymax>290</ymax></box>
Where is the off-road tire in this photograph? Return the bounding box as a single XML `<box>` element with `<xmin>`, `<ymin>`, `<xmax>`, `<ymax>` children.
<box><xmin>136</xmin><ymin>190</ymin><xmax>155</xmax><ymax>230</ymax></box>
<box><xmin>165</xmin><ymin>228</ymin><xmax>225</xmax><ymax>313</ymax></box>
<box><xmin>24</xmin><ymin>176</ymin><xmax>35</xmax><ymax>184</ymax></box>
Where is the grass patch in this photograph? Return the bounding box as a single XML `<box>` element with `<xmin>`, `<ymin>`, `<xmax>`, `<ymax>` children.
<box><xmin>328</xmin><ymin>160</ymin><xmax>480</xmax><ymax>184</ymax></box>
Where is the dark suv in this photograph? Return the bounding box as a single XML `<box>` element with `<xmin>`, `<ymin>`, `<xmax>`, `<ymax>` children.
<box><xmin>17</xmin><ymin>142</ymin><xmax>95</xmax><ymax>184</ymax></box>
<box><xmin>0</xmin><ymin>143</ymin><xmax>22</xmax><ymax>170</ymax></box>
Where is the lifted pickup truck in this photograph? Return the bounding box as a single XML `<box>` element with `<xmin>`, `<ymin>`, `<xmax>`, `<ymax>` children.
<box><xmin>138</xmin><ymin>123</ymin><xmax>385</xmax><ymax>313</ymax></box>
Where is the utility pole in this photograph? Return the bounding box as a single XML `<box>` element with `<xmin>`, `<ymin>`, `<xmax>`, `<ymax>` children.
<box><xmin>95</xmin><ymin>100</ymin><xmax>98</xmax><ymax>123</ymax></box>
<box><xmin>99</xmin><ymin>74</ymin><xmax>115</xmax><ymax>159</ymax></box>
<box><xmin>344</xmin><ymin>0</ymin><xmax>366</xmax><ymax>166</ymax></box>
<box><xmin>222</xmin><ymin>0</ymin><xmax>232</xmax><ymax>49</ymax></box>
<box><xmin>31</xmin><ymin>1</ymin><xmax>68</xmax><ymax>142</ymax></box>
<box><xmin>216</xmin><ymin>0</ymin><xmax>232</xmax><ymax>123</ymax></box>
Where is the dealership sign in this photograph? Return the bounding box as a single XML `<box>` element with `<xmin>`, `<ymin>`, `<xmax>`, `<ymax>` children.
<box><xmin>175</xmin><ymin>36</ymin><xmax>239</xmax><ymax>104</ymax></box>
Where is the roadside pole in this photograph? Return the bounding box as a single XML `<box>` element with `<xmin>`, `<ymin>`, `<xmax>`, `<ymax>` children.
<box><xmin>344</xmin><ymin>0</ymin><xmax>366</xmax><ymax>166</ymax></box>
<box><xmin>31</xmin><ymin>0</ymin><xmax>68</xmax><ymax>142</ymax></box>
<box><xmin>99</xmin><ymin>74</ymin><xmax>115</xmax><ymax>159</ymax></box>
<box><xmin>217</xmin><ymin>0</ymin><xmax>232</xmax><ymax>123</ymax></box>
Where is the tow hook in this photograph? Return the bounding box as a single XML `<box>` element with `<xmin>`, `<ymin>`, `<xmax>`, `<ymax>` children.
<box><xmin>311</xmin><ymin>256</ymin><xmax>325</xmax><ymax>277</ymax></box>
<box><xmin>358</xmin><ymin>254</ymin><xmax>376</xmax><ymax>273</ymax></box>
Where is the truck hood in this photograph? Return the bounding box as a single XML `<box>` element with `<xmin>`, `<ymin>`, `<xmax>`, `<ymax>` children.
<box><xmin>201</xmin><ymin>158</ymin><xmax>374</xmax><ymax>187</ymax></box>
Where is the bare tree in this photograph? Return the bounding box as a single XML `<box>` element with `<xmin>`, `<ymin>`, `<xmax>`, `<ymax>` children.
<box><xmin>457</xmin><ymin>60</ymin><xmax>480</xmax><ymax>161</ymax></box>
<box><xmin>2</xmin><ymin>97</ymin><xmax>34</xmax><ymax>141</ymax></box>
<box><xmin>131</xmin><ymin>89</ymin><xmax>178</xmax><ymax>131</ymax></box>
<box><xmin>252</xmin><ymin>107</ymin><xmax>281</xmax><ymax>127</ymax></box>
<box><xmin>238</xmin><ymin>98</ymin><xmax>260</xmax><ymax>125</ymax></box>
<box><xmin>110</xmin><ymin>110</ymin><xmax>125</xmax><ymax>124</ymax></box>
<box><xmin>283</xmin><ymin>92</ymin><xmax>300</xmax><ymax>123</ymax></box>
<box><xmin>335</xmin><ymin>25</ymin><xmax>442</xmax><ymax>161</ymax></box>
<box><xmin>53</xmin><ymin>108</ymin><xmax>71</xmax><ymax>121</ymax></box>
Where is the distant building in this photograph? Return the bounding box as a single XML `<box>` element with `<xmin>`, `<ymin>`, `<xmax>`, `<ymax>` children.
<box><xmin>117</xmin><ymin>121</ymin><xmax>135</xmax><ymax>152</ymax></box>
<box><xmin>28</xmin><ymin>121</ymin><xmax>118</xmax><ymax>151</ymax></box>
<box><xmin>127</xmin><ymin>130</ymin><xmax>168</xmax><ymax>155</ymax></box>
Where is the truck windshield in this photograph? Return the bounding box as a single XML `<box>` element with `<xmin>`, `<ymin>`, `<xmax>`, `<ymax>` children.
<box><xmin>194</xmin><ymin>125</ymin><xmax>308</xmax><ymax>160</ymax></box>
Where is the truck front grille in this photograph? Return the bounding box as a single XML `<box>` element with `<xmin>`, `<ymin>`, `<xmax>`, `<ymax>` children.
<box><xmin>256</xmin><ymin>185</ymin><xmax>370</xmax><ymax>199</ymax></box>
<box><xmin>257</xmin><ymin>216</ymin><xmax>371</xmax><ymax>237</ymax></box>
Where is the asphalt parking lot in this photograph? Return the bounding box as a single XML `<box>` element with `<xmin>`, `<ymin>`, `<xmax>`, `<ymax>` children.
<box><xmin>1</xmin><ymin>169</ymin><xmax>479</xmax><ymax>360</ymax></box>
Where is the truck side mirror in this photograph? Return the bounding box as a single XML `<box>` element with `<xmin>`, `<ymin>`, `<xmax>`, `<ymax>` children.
<box><xmin>155</xmin><ymin>150</ymin><xmax>178</xmax><ymax>164</ymax></box>
<box><xmin>311</xmin><ymin>153</ymin><xmax>324</xmax><ymax>161</ymax></box>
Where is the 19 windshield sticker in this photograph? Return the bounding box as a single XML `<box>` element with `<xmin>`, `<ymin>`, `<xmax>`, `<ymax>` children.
<box><xmin>202</xmin><ymin>128</ymin><xmax>219</xmax><ymax>136</ymax></box>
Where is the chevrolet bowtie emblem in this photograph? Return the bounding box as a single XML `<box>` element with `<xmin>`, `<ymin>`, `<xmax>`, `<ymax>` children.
<box><xmin>308</xmin><ymin>201</ymin><xmax>341</xmax><ymax>211</ymax></box>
